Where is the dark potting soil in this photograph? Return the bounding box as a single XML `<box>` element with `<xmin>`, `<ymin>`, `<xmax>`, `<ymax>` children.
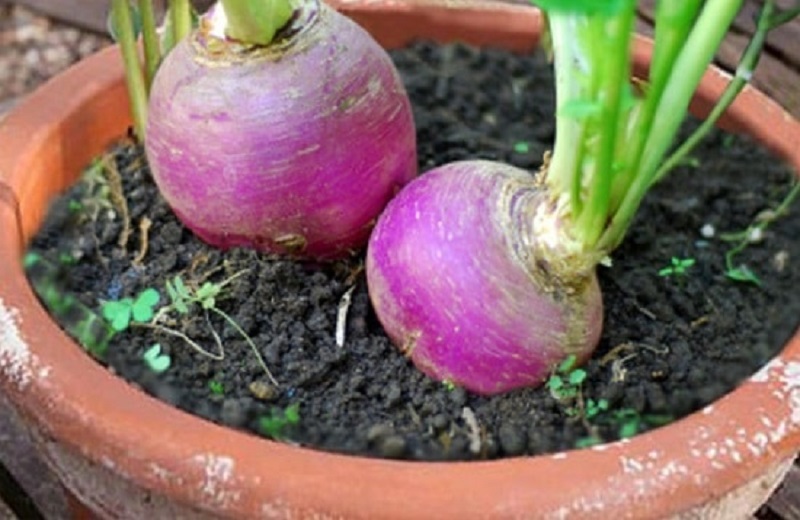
<box><xmin>27</xmin><ymin>42</ymin><xmax>800</xmax><ymax>461</ymax></box>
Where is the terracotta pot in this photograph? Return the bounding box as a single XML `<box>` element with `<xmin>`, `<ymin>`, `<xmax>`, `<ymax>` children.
<box><xmin>1</xmin><ymin>2</ymin><xmax>799</xmax><ymax>518</ymax></box>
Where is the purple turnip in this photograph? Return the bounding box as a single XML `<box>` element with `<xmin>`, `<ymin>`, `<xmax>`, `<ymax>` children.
<box><xmin>367</xmin><ymin>161</ymin><xmax>603</xmax><ymax>394</ymax></box>
<box><xmin>366</xmin><ymin>0</ymin><xmax>764</xmax><ymax>394</ymax></box>
<box><xmin>142</xmin><ymin>0</ymin><xmax>416</xmax><ymax>259</ymax></box>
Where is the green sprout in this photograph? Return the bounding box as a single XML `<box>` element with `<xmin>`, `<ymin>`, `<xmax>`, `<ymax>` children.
<box><xmin>143</xmin><ymin>343</ymin><xmax>171</xmax><ymax>373</ymax></box>
<box><xmin>609</xmin><ymin>408</ymin><xmax>674</xmax><ymax>439</ymax></box>
<box><xmin>584</xmin><ymin>398</ymin><xmax>609</xmax><ymax>420</ymax></box>
<box><xmin>101</xmin><ymin>288</ymin><xmax>160</xmax><ymax>332</ymax></box>
<box><xmin>209</xmin><ymin>380</ymin><xmax>225</xmax><ymax>396</ymax></box>
<box><xmin>546</xmin><ymin>354</ymin><xmax>586</xmax><ymax>402</ymax></box>
<box><xmin>155</xmin><ymin>273</ymin><xmax>278</xmax><ymax>385</ymax></box>
<box><xmin>513</xmin><ymin>141</ymin><xmax>530</xmax><ymax>154</ymax></box>
<box><xmin>259</xmin><ymin>403</ymin><xmax>301</xmax><ymax>440</ymax></box>
<box><xmin>657</xmin><ymin>257</ymin><xmax>695</xmax><ymax>278</ymax></box>
<box><xmin>442</xmin><ymin>379</ymin><xmax>457</xmax><ymax>392</ymax></box>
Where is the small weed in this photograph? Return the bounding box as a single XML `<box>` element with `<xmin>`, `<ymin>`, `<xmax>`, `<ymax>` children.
<box><xmin>442</xmin><ymin>379</ymin><xmax>457</xmax><ymax>392</ymax></box>
<box><xmin>259</xmin><ymin>403</ymin><xmax>300</xmax><ymax>440</ymax></box>
<box><xmin>575</xmin><ymin>436</ymin><xmax>603</xmax><ymax>449</ymax></box>
<box><xmin>209</xmin><ymin>380</ymin><xmax>225</xmax><ymax>396</ymax></box>
<box><xmin>101</xmin><ymin>288</ymin><xmax>160</xmax><ymax>331</ymax></box>
<box><xmin>155</xmin><ymin>273</ymin><xmax>278</xmax><ymax>385</ymax></box>
<box><xmin>546</xmin><ymin>355</ymin><xmax>585</xmax><ymax>402</ymax></box>
<box><xmin>721</xmin><ymin>180</ymin><xmax>799</xmax><ymax>286</ymax></box>
<box><xmin>584</xmin><ymin>398</ymin><xmax>609</xmax><ymax>419</ymax></box>
<box><xmin>609</xmin><ymin>408</ymin><xmax>674</xmax><ymax>439</ymax></box>
<box><xmin>513</xmin><ymin>141</ymin><xmax>530</xmax><ymax>154</ymax></box>
<box><xmin>67</xmin><ymin>199</ymin><xmax>84</xmax><ymax>213</ymax></box>
<box><xmin>657</xmin><ymin>257</ymin><xmax>695</xmax><ymax>278</ymax></box>
<box><xmin>142</xmin><ymin>343</ymin><xmax>171</xmax><ymax>373</ymax></box>
<box><xmin>58</xmin><ymin>252</ymin><xmax>77</xmax><ymax>265</ymax></box>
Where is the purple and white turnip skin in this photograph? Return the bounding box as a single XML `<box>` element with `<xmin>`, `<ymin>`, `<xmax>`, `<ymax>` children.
<box><xmin>366</xmin><ymin>160</ymin><xmax>603</xmax><ymax>395</ymax></box>
<box><xmin>145</xmin><ymin>0</ymin><xmax>416</xmax><ymax>260</ymax></box>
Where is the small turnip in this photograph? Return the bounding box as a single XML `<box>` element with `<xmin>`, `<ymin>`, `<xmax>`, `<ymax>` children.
<box><xmin>143</xmin><ymin>0</ymin><xmax>416</xmax><ymax>259</ymax></box>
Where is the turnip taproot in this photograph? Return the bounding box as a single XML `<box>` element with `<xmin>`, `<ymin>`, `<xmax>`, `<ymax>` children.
<box><xmin>367</xmin><ymin>0</ymin><xmax>791</xmax><ymax>394</ymax></box>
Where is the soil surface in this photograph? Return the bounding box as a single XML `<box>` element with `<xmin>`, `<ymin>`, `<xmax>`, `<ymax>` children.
<box><xmin>27</xmin><ymin>42</ymin><xmax>800</xmax><ymax>461</ymax></box>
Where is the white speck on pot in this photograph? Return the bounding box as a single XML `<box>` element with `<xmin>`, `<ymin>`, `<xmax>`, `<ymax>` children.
<box><xmin>658</xmin><ymin>460</ymin><xmax>689</xmax><ymax>479</ymax></box>
<box><xmin>750</xmin><ymin>358</ymin><xmax>784</xmax><ymax>383</ymax></box>
<box><xmin>701</xmin><ymin>404</ymin><xmax>714</xmax><ymax>414</ymax></box>
<box><xmin>0</xmin><ymin>298</ymin><xmax>42</xmax><ymax>390</ymax></box>
<box><xmin>620</xmin><ymin>456</ymin><xmax>644</xmax><ymax>474</ymax></box>
<box><xmin>193</xmin><ymin>454</ymin><xmax>241</xmax><ymax>507</ymax></box>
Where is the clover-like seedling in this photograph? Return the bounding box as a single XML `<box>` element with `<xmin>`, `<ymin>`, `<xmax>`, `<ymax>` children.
<box><xmin>584</xmin><ymin>398</ymin><xmax>610</xmax><ymax>420</ymax></box>
<box><xmin>143</xmin><ymin>343</ymin><xmax>171</xmax><ymax>373</ymax></box>
<box><xmin>159</xmin><ymin>272</ymin><xmax>278</xmax><ymax>385</ymax></box>
<box><xmin>259</xmin><ymin>403</ymin><xmax>300</xmax><ymax>440</ymax></box>
<box><xmin>209</xmin><ymin>380</ymin><xmax>225</xmax><ymax>396</ymax></box>
<box><xmin>546</xmin><ymin>355</ymin><xmax>586</xmax><ymax>402</ymax></box>
<box><xmin>658</xmin><ymin>257</ymin><xmax>695</xmax><ymax>278</ymax></box>
<box><xmin>102</xmin><ymin>287</ymin><xmax>160</xmax><ymax>331</ymax></box>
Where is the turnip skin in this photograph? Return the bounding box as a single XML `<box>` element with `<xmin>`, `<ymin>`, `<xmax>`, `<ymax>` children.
<box><xmin>366</xmin><ymin>160</ymin><xmax>603</xmax><ymax>395</ymax></box>
<box><xmin>145</xmin><ymin>1</ymin><xmax>416</xmax><ymax>260</ymax></box>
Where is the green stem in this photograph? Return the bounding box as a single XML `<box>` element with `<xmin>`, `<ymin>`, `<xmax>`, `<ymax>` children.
<box><xmin>651</xmin><ymin>0</ymin><xmax>774</xmax><ymax>184</ymax></box>
<box><xmin>608</xmin><ymin>1</ymin><xmax>702</xmax><ymax>213</ymax></box>
<box><xmin>546</xmin><ymin>14</ymin><xmax>592</xmax><ymax>208</ymax></box>
<box><xmin>170</xmin><ymin>0</ymin><xmax>193</xmax><ymax>45</ymax></box>
<box><xmin>574</xmin><ymin>3</ymin><xmax>635</xmax><ymax>248</ymax></box>
<box><xmin>597</xmin><ymin>0</ymin><xmax>743</xmax><ymax>252</ymax></box>
<box><xmin>138</xmin><ymin>0</ymin><xmax>160</xmax><ymax>91</ymax></box>
<box><xmin>111</xmin><ymin>0</ymin><xmax>148</xmax><ymax>140</ymax></box>
<box><xmin>220</xmin><ymin>0</ymin><xmax>295</xmax><ymax>45</ymax></box>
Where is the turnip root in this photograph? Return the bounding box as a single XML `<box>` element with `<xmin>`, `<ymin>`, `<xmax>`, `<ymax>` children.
<box><xmin>366</xmin><ymin>161</ymin><xmax>603</xmax><ymax>394</ymax></box>
<box><xmin>145</xmin><ymin>0</ymin><xmax>416</xmax><ymax>260</ymax></box>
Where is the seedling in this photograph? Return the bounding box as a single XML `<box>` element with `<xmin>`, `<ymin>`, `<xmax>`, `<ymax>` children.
<box><xmin>722</xmin><ymin>180</ymin><xmax>799</xmax><ymax>286</ymax></box>
<box><xmin>209</xmin><ymin>380</ymin><xmax>225</xmax><ymax>396</ymax></box>
<box><xmin>154</xmin><ymin>272</ymin><xmax>278</xmax><ymax>385</ymax></box>
<box><xmin>609</xmin><ymin>408</ymin><xmax>674</xmax><ymax>439</ymax></box>
<box><xmin>658</xmin><ymin>257</ymin><xmax>695</xmax><ymax>278</ymax></box>
<box><xmin>442</xmin><ymin>379</ymin><xmax>457</xmax><ymax>392</ymax></box>
<box><xmin>584</xmin><ymin>398</ymin><xmax>609</xmax><ymax>420</ymax></box>
<box><xmin>546</xmin><ymin>355</ymin><xmax>586</xmax><ymax>402</ymax></box>
<box><xmin>143</xmin><ymin>343</ymin><xmax>171</xmax><ymax>373</ymax></box>
<box><xmin>513</xmin><ymin>141</ymin><xmax>530</xmax><ymax>154</ymax></box>
<box><xmin>101</xmin><ymin>288</ymin><xmax>160</xmax><ymax>331</ymax></box>
<box><xmin>259</xmin><ymin>403</ymin><xmax>300</xmax><ymax>440</ymax></box>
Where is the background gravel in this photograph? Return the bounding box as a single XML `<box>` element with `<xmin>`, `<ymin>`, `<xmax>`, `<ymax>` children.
<box><xmin>0</xmin><ymin>4</ymin><xmax>108</xmax><ymax>114</ymax></box>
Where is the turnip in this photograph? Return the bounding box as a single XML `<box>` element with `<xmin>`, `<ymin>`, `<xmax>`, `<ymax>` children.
<box><xmin>112</xmin><ymin>0</ymin><xmax>416</xmax><ymax>260</ymax></box>
<box><xmin>367</xmin><ymin>0</ymin><xmax>795</xmax><ymax>394</ymax></box>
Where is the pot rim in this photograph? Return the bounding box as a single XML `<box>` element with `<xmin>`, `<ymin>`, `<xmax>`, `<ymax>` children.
<box><xmin>1</xmin><ymin>3</ymin><xmax>799</xmax><ymax>518</ymax></box>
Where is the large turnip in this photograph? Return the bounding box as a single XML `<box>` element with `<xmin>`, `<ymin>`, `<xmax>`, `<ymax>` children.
<box><xmin>366</xmin><ymin>0</ymin><xmax>772</xmax><ymax>394</ymax></box>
